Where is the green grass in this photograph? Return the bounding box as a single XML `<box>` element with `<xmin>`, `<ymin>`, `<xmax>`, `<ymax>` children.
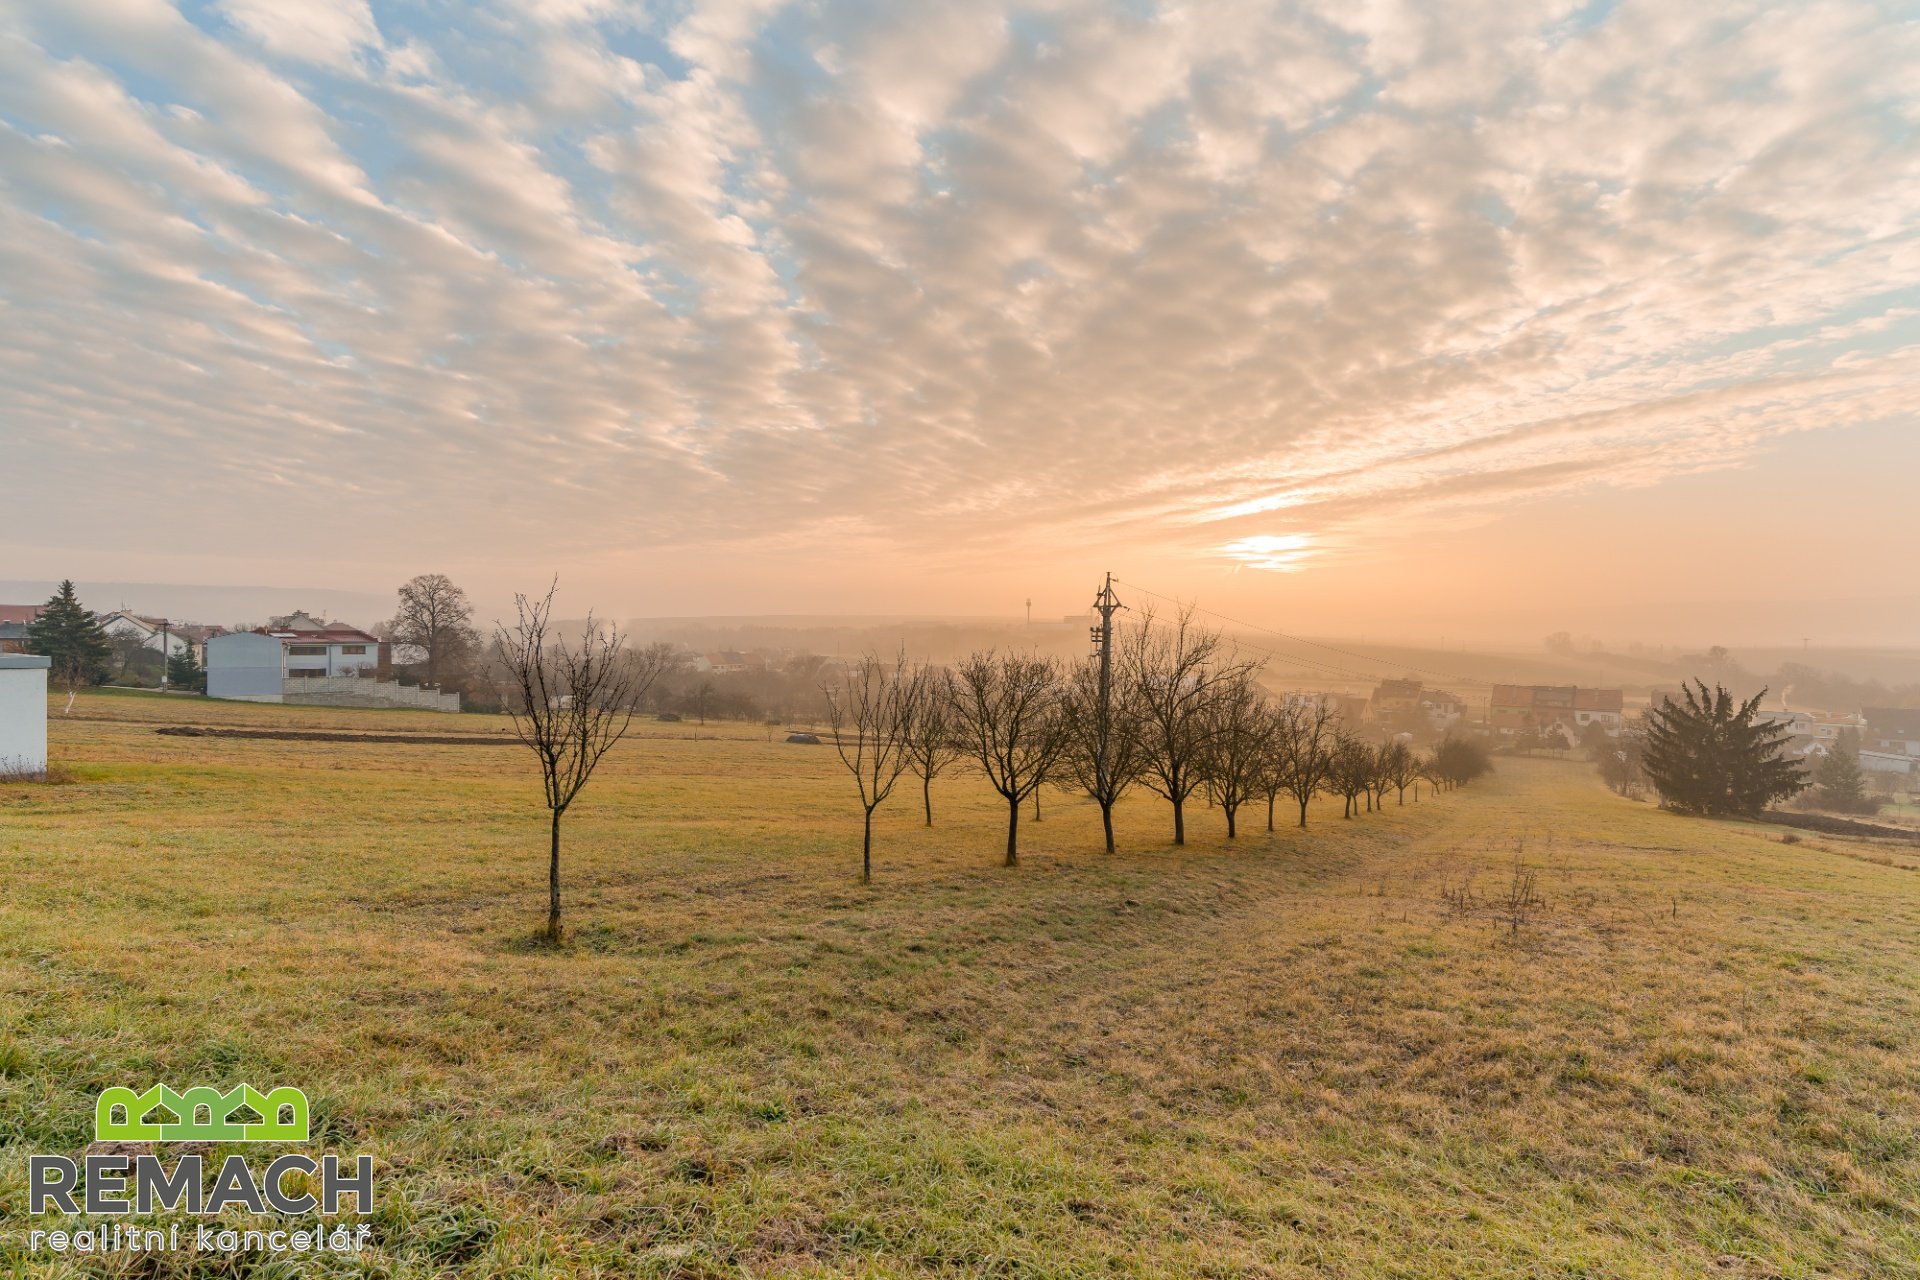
<box><xmin>2</xmin><ymin>692</ymin><xmax>1918</xmax><ymax>1276</ymax></box>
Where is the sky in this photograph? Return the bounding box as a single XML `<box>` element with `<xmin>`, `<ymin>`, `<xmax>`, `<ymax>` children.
<box><xmin>1</xmin><ymin>0</ymin><xmax>1917</xmax><ymax>644</ymax></box>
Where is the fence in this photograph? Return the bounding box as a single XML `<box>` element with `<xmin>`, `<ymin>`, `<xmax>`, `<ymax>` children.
<box><xmin>281</xmin><ymin>675</ymin><xmax>461</xmax><ymax>713</ymax></box>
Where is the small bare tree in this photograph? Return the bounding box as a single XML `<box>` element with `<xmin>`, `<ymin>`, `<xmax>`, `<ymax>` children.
<box><xmin>951</xmin><ymin>650</ymin><xmax>1066</xmax><ymax>866</ymax></box>
<box><xmin>1270</xmin><ymin>700</ymin><xmax>1339</xmax><ymax>828</ymax></box>
<box><xmin>1197</xmin><ymin>668</ymin><xmax>1267</xmax><ymax>839</ymax></box>
<box><xmin>904</xmin><ymin>665</ymin><xmax>963</xmax><ymax>826</ymax></box>
<box><xmin>824</xmin><ymin>651</ymin><xmax>924</xmax><ymax>883</ymax></box>
<box><xmin>1380</xmin><ymin>740</ymin><xmax>1421</xmax><ymax>804</ymax></box>
<box><xmin>495</xmin><ymin>582</ymin><xmax>663</xmax><ymax>943</ymax></box>
<box><xmin>1059</xmin><ymin>657</ymin><xmax>1149</xmax><ymax>853</ymax></box>
<box><xmin>1328</xmin><ymin>732</ymin><xmax>1374</xmax><ymax>818</ymax></box>
<box><xmin>1125</xmin><ymin>608</ymin><xmax>1254</xmax><ymax>845</ymax></box>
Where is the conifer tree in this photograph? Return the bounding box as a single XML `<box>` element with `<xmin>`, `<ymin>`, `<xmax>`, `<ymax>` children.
<box><xmin>166</xmin><ymin>645</ymin><xmax>206</xmax><ymax>693</ymax></box>
<box><xmin>25</xmin><ymin>581</ymin><xmax>110</xmax><ymax>713</ymax></box>
<box><xmin>1812</xmin><ymin>734</ymin><xmax>1870</xmax><ymax>812</ymax></box>
<box><xmin>1642</xmin><ymin>681</ymin><xmax>1805</xmax><ymax>816</ymax></box>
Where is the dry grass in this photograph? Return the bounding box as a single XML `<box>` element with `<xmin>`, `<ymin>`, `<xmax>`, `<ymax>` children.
<box><xmin>1</xmin><ymin>689</ymin><xmax>1917</xmax><ymax>1276</ymax></box>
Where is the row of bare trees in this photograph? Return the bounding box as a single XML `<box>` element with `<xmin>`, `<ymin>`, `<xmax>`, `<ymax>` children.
<box><xmin>819</xmin><ymin>610</ymin><xmax>1497</xmax><ymax>882</ymax></box>
<box><xmin>488</xmin><ymin>588</ymin><xmax>1499</xmax><ymax>939</ymax></box>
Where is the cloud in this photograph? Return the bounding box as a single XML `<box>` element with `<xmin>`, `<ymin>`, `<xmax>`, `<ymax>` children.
<box><xmin>215</xmin><ymin>0</ymin><xmax>381</xmax><ymax>69</ymax></box>
<box><xmin>0</xmin><ymin>0</ymin><xmax>1915</xmax><ymax>602</ymax></box>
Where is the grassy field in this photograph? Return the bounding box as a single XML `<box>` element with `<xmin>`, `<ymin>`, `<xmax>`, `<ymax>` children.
<box><xmin>2</xmin><ymin>691</ymin><xmax>1918</xmax><ymax>1277</ymax></box>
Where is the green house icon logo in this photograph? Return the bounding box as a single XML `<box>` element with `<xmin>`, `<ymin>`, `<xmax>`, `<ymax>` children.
<box><xmin>94</xmin><ymin>1084</ymin><xmax>310</xmax><ymax>1143</ymax></box>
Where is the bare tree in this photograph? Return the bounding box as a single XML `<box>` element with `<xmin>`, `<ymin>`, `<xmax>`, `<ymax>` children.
<box><xmin>1059</xmin><ymin>657</ymin><xmax>1149</xmax><ymax>853</ymax></box>
<box><xmin>1125</xmin><ymin>608</ymin><xmax>1253</xmax><ymax>845</ymax></box>
<box><xmin>1269</xmin><ymin>700</ymin><xmax>1340</xmax><ymax>828</ymax></box>
<box><xmin>495</xmin><ymin>582</ymin><xmax>664</xmax><ymax>943</ymax></box>
<box><xmin>1197</xmin><ymin>667</ymin><xmax>1268</xmax><ymax>839</ymax></box>
<box><xmin>1380</xmin><ymin>740</ymin><xmax>1421</xmax><ymax>803</ymax></box>
<box><xmin>951</xmin><ymin>650</ymin><xmax>1067</xmax><ymax>866</ymax></box>
<box><xmin>389</xmin><ymin>573</ymin><xmax>480</xmax><ymax>689</ymax></box>
<box><xmin>1328</xmin><ymin>732</ymin><xmax>1375</xmax><ymax>818</ymax></box>
<box><xmin>824</xmin><ymin>651</ymin><xmax>924</xmax><ymax>883</ymax></box>
<box><xmin>904</xmin><ymin>665</ymin><xmax>964</xmax><ymax>826</ymax></box>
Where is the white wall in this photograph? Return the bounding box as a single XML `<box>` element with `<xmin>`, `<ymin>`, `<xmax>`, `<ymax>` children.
<box><xmin>206</xmin><ymin>631</ymin><xmax>286</xmax><ymax>701</ymax></box>
<box><xmin>282</xmin><ymin>641</ymin><xmax>379</xmax><ymax>677</ymax></box>
<box><xmin>0</xmin><ymin>657</ymin><xmax>49</xmax><ymax>775</ymax></box>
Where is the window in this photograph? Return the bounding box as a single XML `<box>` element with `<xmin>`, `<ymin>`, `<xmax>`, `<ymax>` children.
<box><xmin>287</xmin><ymin>644</ymin><xmax>326</xmax><ymax>656</ymax></box>
<box><xmin>340</xmin><ymin>645</ymin><xmax>367</xmax><ymax>655</ymax></box>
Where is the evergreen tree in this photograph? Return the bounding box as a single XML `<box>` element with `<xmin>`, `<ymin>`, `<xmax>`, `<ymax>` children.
<box><xmin>1642</xmin><ymin>681</ymin><xmax>1806</xmax><ymax>816</ymax></box>
<box><xmin>166</xmin><ymin>644</ymin><xmax>206</xmax><ymax>693</ymax></box>
<box><xmin>25</xmin><ymin>580</ymin><xmax>110</xmax><ymax>709</ymax></box>
<box><xmin>1812</xmin><ymin>738</ymin><xmax>1870</xmax><ymax>812</ymax></box>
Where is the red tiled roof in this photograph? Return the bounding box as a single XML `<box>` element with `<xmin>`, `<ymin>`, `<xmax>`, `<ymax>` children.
<box><xmin>1574</xmin><ymin>688</ymin><xmax>1624</xmax><ymax>712</ymax></box>
<box><xmin>1490</xmin><ymin>683</ymin><xmax>1533</xmax><ymax>708</ymax></box>
<box><xmin>0</xmin><ymin>605</ymin><xmax>43</xmax><ymax>625</ymax></box>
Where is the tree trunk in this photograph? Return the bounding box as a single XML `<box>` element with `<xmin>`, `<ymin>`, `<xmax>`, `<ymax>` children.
<box><xmin>862</xmin><ymin>808</ymin><xmax>873</xmax><ymax>884</ymax></box>
<box><xmin>1298</xmin><ymin>797</ymin><xmax>1310</xmax><ymax>828</ymax></box>
<box><xmin>1033</xmin><ymin>787</ymin><xmax>1042</xmax><ymax>822</ymax></box>
<box><xmin>1172</xmin><ymin>794</ymin><xmax>1185</xmax><ymax>846</ymax></box>
<box><xmin>1266</xmin><ymin>795</ymin><xmax>1275</xmax><ymax>832</ymax></box>
<box><xmin>1225</xmin><ymin>805</ymin><xmax>1237</xmax><ymax>839</ymax></box>
<box><xmin>1005</xmin><ymin>795</ymin><xmax>1020</xmax><ymax>866</ymax></box>
<box><xmin>1100</xmin><ymin>802</ymin><xmax>1116</xmax><ymax>854</ymax></box>
<box><xmin>922</xmin><ymin>773</ymin><xmax>933</xmax><ymax>826</ymax></box>
<box><xmin>547</xmin><ymin>808</ymin><xmax>563</xmax><ymax>942</ymax></box>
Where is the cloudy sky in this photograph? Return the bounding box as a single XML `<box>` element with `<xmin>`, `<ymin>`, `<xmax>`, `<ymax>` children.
<box><xmin>2</xmin><ymin>0</ymin><xmax>1917</xmax><ymax>639</ymax></box>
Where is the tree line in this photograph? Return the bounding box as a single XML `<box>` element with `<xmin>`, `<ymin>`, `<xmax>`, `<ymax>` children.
<box><xmin>492</xmin><ymin>598</ymin><xmax>1496</xmax><ymax>939</ymax></box>
<box><xmin>815</xmin><ymin>609</ymin><xmax>1495</xmax><ymax>883</ymax></box>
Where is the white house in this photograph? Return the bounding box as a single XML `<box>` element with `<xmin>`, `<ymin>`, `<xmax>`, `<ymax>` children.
<box><xmin>0</xmin><ymin>654</ymin><xmax>50</xmax><ymax>776</ymax></box>
<box><xmin>1865</xmin><ymin>708</ymin><xmax>1920</xmax><ymax>759</ymax></box>
<box><xmin>100</xmin><ymin>610</ymin><xmax>191</xmax><ymax>658</ymax></box>
<box><xmin>206</xmin><ymin>623</ymin><xmax>383</xmax><ymax>702</ymax></box>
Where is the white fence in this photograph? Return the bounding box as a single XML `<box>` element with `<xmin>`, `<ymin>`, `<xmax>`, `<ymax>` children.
<box><xmin>282</xmin><ymin>675</ymin><xmax>461</xmax><ymax>713</ymax></box>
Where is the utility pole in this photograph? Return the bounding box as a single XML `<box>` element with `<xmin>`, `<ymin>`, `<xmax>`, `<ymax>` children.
<box><xmin>1025</xmin><ymin>597</ymin><xmax>1032</xmax><ymax>629</ymax></box>
<box><xmin>159</xmin><ymin>619</ymin><xmax>171</xmax><ymax>688</ymax></box>
<box><xmin>1089</xmin><ymin>572</ymin><xmax>1125</xmax><ymax>800</ymax></box>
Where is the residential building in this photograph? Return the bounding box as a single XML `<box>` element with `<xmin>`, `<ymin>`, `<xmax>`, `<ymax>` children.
<box><xmin>1370</xmin><ymin>679</ymin><xmax>1465</xmax><ymax>732</ymax></box>
<box><xmin>1490</xmin><ymin>684</ymin><xmax>1624</xmax><ymax>738</ymax></box>
<box><xmin>1420</xmin><ymin>689</ymin><xmax>1466</xmax><ymax>732</ymax></box>
<box><xmin>1864</xmin><ymin>708</ymin><xmax>1920</xmax><ymax>758</ymax></box>
<box><xmin>0</xmin><ymin>605</ymin><xmax>41</xmax><ymax>653</ymax></box>
<box><xmin>100</xmin><ymin>610</ymin><xmax>194</xmax><ymax>659</ymax></box>
<box><xmin>695</xmin><ymin>650</ymin><xmax>768</xmax><ymax>674</ymax></box>
<box><xmin>1572</xmin><ymin>687</ymin><xmax>1625</xmax><ymax>734</ymax></box>
<box><xmin>206</xmin><ymin>622</ymin><xmax>383</xmax><ymax>702</ymax></box>
<box><xmin>1370</xmin><ymin>678</ymin><xmax>1425</xmax><ymax>717</ymax></box>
